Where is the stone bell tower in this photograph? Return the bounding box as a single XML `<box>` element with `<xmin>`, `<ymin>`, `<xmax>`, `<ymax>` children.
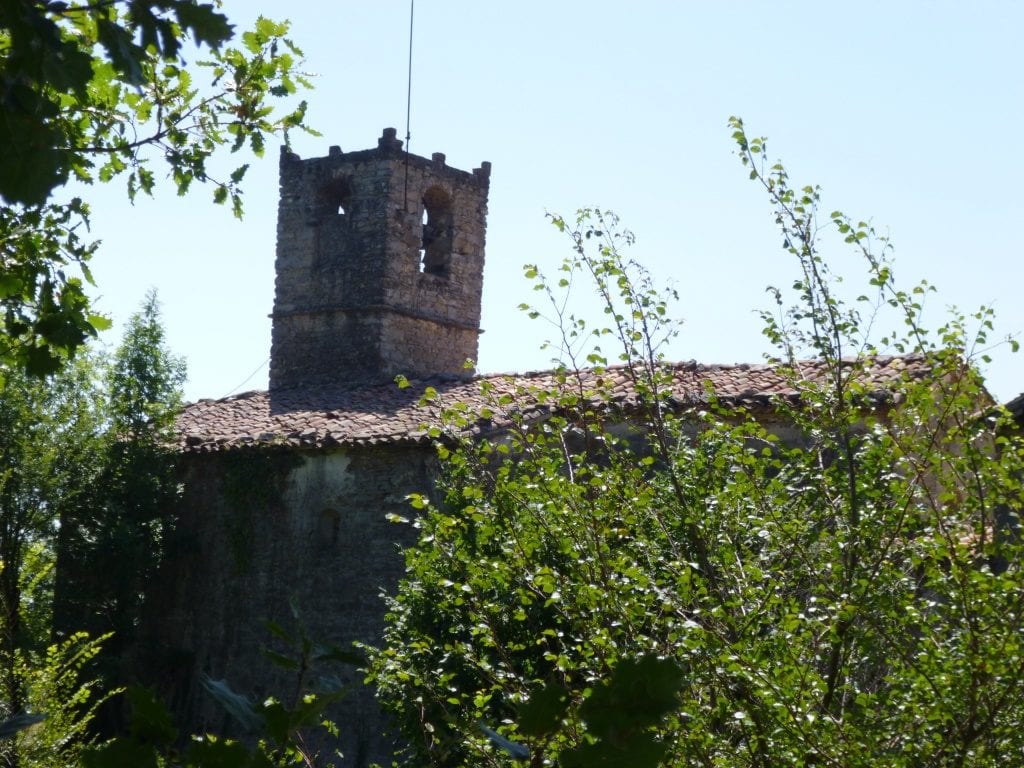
<box><xmin>269</xmin><ymin>128</ymin><xmax>491</xmax><ymax>390</ymax></box>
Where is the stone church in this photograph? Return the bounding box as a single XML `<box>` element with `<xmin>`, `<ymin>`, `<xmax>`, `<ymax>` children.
<box><xmin>154</xmin><ymin>129</ymin><xmax>930</xmax><ymax>765</ymax></box>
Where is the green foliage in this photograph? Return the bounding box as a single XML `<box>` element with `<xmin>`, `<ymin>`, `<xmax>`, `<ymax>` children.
<box><xmin>506</xmin><ymin>656</ymin><xmax>684</xmax><ymax>768</ymax></box>
<box><xmin>0</xmin><ymin>1</ymin><xmax>316</xmax><ymax>374</ymax></box>
<box><xmin>0</xmin><ymin>290</ymin><xmax>187</xmax><ymax>768</ymax></box>
<box><xmin>107</xmin><ymin>289</ymin><xmax>186</xmax><ymax>436</ymax></box>
<box><xmin>0</xmin><ymin>199</ymin><xmax>105</xmax><ymax>377</ymax></box>
<box><xmin>15</xmin><ymin>632</ymin><xmax>115</xmax><ymax>768</ymax></box>
<box><xmin>0</xmin><ymin>351</ymin><xmax>107</xmax><ymax>765</ymax></box>
<box><xmin>371</xmin><ymin>127</ymin><xmax>1024</xmax><ymax>766</ymax></box>
<box><xmin>82</xmin><ymin>608</ymin><xmax>353</xmax><ymax>767</ymax></box>
<box><xmin>53</xmin><ymin>292</ymin><xmax>186</xmax><ymax>732</ymax></box>
<box><xmin>82</xmin><ymin>680</ymin><xmax>342</xmax><ymax>767</ymax></box>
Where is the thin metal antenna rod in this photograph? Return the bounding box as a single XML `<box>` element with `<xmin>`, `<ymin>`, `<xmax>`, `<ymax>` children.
<box><xmin>403</xmin><ymin>0</ymin><xmax>414</xmax><ymax>211</ymax></box>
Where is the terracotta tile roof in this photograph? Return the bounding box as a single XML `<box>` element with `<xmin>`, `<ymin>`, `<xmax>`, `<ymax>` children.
<box><xmin>176</xmin><ymin>355</ymin><xmax>932</xmax><ymax>453</ymax></box>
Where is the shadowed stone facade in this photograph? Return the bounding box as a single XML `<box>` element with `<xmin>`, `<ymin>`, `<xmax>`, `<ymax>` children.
<box><xmin>148</xmin><ymin>446</ymin><xmax>431</xmax><ymax>766</ymax></box>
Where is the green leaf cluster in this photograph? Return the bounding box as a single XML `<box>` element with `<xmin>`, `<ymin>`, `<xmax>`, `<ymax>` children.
<box><xmin>12</xmin><ymin>632</ymin><xmax>115</xmax><ymax>768</ymax></box>
<box><xmin>371</xmin><ymin>123</ymin><xmax>1024</xmax><ymax>767</ymax></box>
<box><xmin>0</xmin><ymin>1</ymin><xmax>317</xmax><ymax>375</ymax></box>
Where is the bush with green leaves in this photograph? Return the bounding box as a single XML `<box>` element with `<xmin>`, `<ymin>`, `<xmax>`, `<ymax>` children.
<box><xmin>13</xmin><ymin>632</ymin><xmax>113</xmax><ymax>768</ymax></box>
<box><xmin>370</xmin><ymin>121</ymin><xmax>1024</xmax><ymax>767</ymax></box>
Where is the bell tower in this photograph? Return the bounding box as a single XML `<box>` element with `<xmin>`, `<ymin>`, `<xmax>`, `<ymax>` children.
<box><xmin>269</xmin><ymin>128</ymin><xmax>491</xmax><ymax>390</ymax></box>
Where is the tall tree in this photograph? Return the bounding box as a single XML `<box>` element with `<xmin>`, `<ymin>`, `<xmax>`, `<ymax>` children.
<box><xmin>0</xmin><ymin>1</ymin><xmax>315</xmax><ymax>375</ymax></box>
<box><xmin>0</xmin><ymin>354</ymin><xmax>106</xmax><ymax>768</ymax></box>
<box><xmin>53</xmin><ymin>291</ymin><xmax>185</xmax><ymax>726</ymax></box>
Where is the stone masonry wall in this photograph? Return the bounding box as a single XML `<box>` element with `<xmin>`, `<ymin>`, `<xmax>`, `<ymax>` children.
<box><xmin>141</xmin><ymin>446</ymin><xmax>435</xmax><ymax>767</ymax></box>
<box><xmin>380</xmin><ymin>312</ymin><xmax>480</xmax><ymax>381</ymax></box>
<box><xmin>270</xmin><ymin>129</ymin><xmax>490</xmax><ymax>389</ymax></box>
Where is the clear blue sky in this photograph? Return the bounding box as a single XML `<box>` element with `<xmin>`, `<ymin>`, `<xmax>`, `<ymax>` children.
<box><xmin>81</xmin><ymin>2</ymin><xmax>1024</xmax><ymax>402</ymax></box>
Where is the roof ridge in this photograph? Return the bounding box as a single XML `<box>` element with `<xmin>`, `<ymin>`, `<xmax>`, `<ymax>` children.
<box><xmin>187</xmin><ymin>354</ymin><xmax>931</xmax><ymax>408</ymax></box>
<box><xmin>176</xmin><ymin>353</ymin><xmax>934</xmax><ymax>453</ymax></box>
